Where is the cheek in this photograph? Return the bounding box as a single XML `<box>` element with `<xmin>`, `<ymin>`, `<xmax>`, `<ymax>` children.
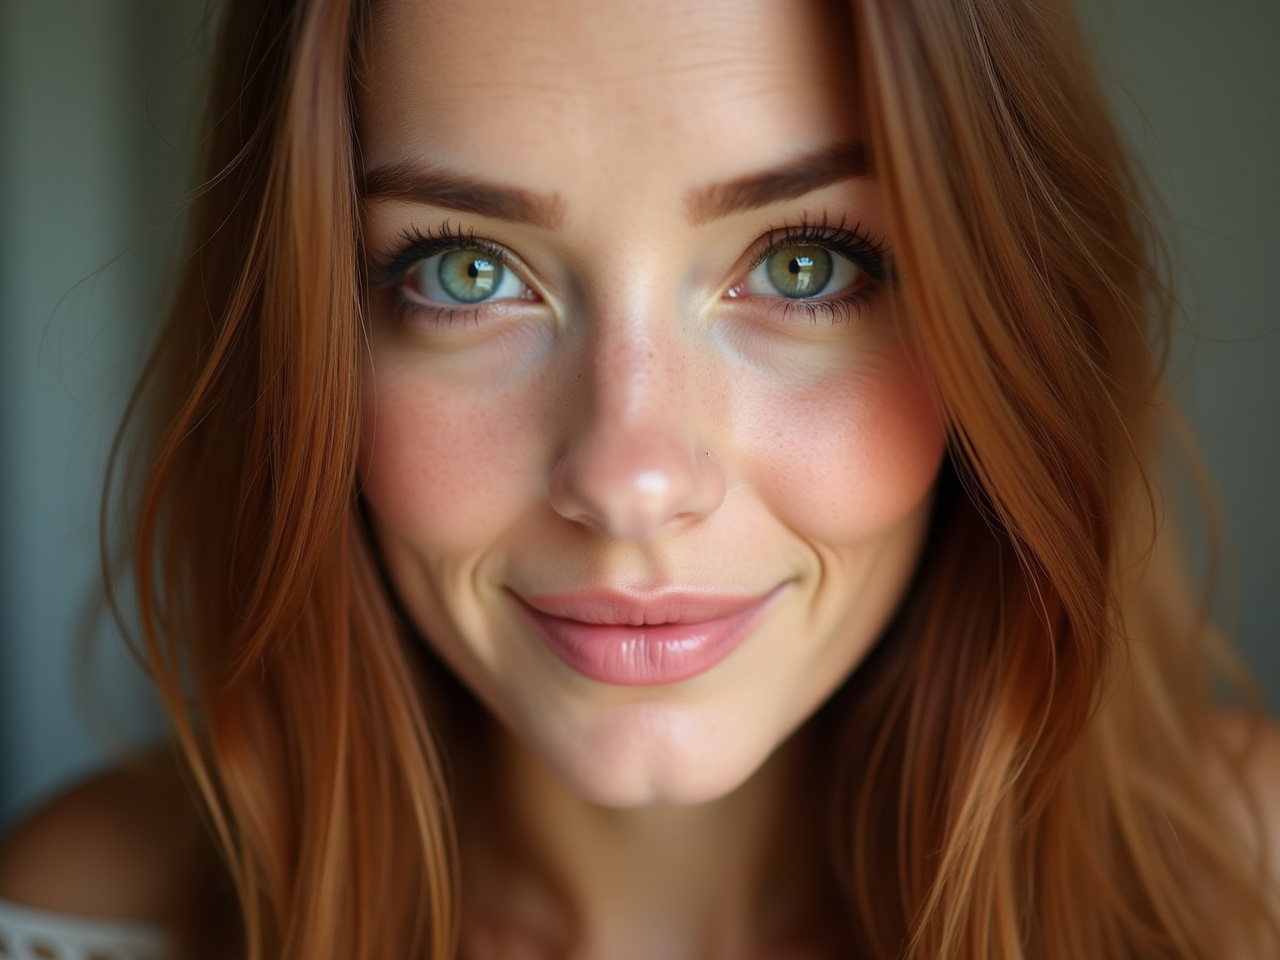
<box><xmin>740</xmin><ymin>357</ymin><xmax>946</xmax><ymax>541</ymax></box>
<box><xmin>357</xmin><ymin>374</ymin><xmax>540</xmax><ymax>554</ymax></box>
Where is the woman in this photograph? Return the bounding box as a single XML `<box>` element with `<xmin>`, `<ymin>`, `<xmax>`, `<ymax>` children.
<box><xmin>1</xmin><ymin>0</ymin><xmax>1277</xmax><ymax>957</ymax></box>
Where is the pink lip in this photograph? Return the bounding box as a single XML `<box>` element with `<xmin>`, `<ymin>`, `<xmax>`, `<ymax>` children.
<box><xmin>511</xmin><ymin>586</ymin><xmax>784</xmax><ymax>686</ymax></box>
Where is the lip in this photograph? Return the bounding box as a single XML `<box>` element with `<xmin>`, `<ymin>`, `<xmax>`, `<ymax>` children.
<box><xmin>511</xmin><ymin>586</ymin><xmax>786</xmax><ymax>686</ymax></box>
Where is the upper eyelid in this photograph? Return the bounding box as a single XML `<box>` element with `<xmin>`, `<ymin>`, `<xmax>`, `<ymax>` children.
<box><xmin>742</xmin><ymin>222</ymin><xmax>889</xmax><ymax>277</ymax></box>
<box><xmin>368</xmin><ymin>228</ymin><xmax>521</xmax><ymax>289</ymax></box>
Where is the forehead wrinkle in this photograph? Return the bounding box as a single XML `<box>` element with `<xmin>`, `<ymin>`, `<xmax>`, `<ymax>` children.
<box><xmin>364</xmin><ymin>0</ymin><xmax>798</xmax><ymax>91</ymax></box>
<box><xmin>361</xmin><ymin>0</ymin><xmax>865</xmax><ymax>232</ymax></box>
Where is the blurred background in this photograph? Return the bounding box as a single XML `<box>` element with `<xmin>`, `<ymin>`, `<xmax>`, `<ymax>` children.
<box><xmin>1</xmin><ymin>0</ymin><xmax>1277</xmax><ymax>831</ymax></box>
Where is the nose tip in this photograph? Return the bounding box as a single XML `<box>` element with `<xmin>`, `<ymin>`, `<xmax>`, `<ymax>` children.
<box><xmin>548</xmin><ymin>430</ymin><xmax>724</xmax><ymax>542</ymax></box>
<box><xmin>549</xmin><ymin>303</ymin><xmax>725</xmax><ymax>541</ymax></box>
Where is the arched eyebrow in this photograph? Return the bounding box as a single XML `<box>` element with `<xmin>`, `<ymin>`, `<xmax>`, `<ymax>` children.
<box><xmin>359</xmin><ymin>140</ymin><xmax>869</xmax><ymax>231</ymax></box>
<box><xmin>359</xmin><ymin>161</ymin><xmax>569</xmax><ymax>230</ymax></box>
<box><xmin>684</xmin><ymin>140</ymin><xmax>870</xmax><ymax>225</ymax></box>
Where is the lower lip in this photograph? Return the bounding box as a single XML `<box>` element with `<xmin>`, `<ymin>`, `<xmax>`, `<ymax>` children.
<box><xmin>515</xmin><ymin>589</ymin><xmax>783</xmax><ymax>686</ymax></box>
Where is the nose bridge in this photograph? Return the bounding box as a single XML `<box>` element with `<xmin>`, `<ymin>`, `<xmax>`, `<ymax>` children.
<box><xmin>549</xmin><ymin>303</ymin><xmax>724</xmax><ymax>541</ymax></box>
<box><xmin>596</xmin><ymin>312</ymin><xmax>679</xmax><ymax>436</ymax></box>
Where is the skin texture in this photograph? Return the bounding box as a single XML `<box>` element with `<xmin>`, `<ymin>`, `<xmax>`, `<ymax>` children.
<box><xmin>356</xmin><ymin>0</ymin><xmax>946</xmax><ymax>954</ymax></box>
<box><xmin>3</xmin><ymin>3</ymin><xmax>1280</xmax><ymax>959</ymax></box>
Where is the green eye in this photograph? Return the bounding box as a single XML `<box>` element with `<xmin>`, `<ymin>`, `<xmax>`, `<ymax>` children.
<box><xmin>764</xmin><ymin>244</ymin><xmax>833</xmax><ymax>298</ymax></box>
<box><xmin>738</xmin><ymin>240</ymin><xmax>860</xmax><ymax>304</ymax></box>
<box><xmin>436</xmin><ymin>249</ymin><xmax>506</xmax><ymax>303</ymax></box>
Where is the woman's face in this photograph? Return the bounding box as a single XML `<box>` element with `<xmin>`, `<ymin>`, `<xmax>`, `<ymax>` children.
<box><xmin>357</xmin><ymin>0</ymin><xmax>945</xmax><ymax>806</ymax></box>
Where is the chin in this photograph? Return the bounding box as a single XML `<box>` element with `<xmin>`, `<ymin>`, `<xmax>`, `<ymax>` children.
<box><xmin>525</xmin><ymin>700</ymin><xmax>781</xmax><ymax>809</ymax></box>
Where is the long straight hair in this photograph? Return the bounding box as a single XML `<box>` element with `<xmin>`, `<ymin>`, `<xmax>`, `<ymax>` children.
<box><xmin>111</xmin><ymin>0</ymin><xmax>1279</xmax><ymax>957</ymax></box>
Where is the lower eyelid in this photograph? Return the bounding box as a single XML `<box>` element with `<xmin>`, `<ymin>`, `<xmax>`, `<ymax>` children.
<box><xmin>392</xmin><ymin>295</ymin><xmax>484</xmax><ymax>330</ymax></box>
<box><xmin>779</xmin><ymin>294</ymin><xmax>868</xmax><ymax>325</ymax></box>
<box><xmin>729</xmin><ymin>284</ymin><xmax>882</xmax><ymax>330</ymax></box>
<box><xmin>389</xmin><ymin>287</ymin><xmax>548</xmax><ymax>333</ymax></box>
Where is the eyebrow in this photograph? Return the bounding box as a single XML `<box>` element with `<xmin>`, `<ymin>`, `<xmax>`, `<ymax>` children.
<box><xmin>685</xmin><ymin>140</ymin><xmax>871</xmax><ymax>225</ymax></box>
<box><xmin>360</xmin><ymin>161</ymin><xmax>569</xmax><ymax>230</ymax></box>
<box><xmin>359</xmin><ymin>139</ymin><xmax>870</xmax><ymax>231</ymax></box>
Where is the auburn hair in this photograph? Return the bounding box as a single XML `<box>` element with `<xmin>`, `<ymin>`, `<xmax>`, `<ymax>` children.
<box><xmin>108</xmin><ymin>0</ymin><xmax>1280</xmax><ymax>957</ymax></box>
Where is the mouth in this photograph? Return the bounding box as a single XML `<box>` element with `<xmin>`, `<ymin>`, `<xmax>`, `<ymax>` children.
<box><xmin>509</xmin><ymin>585</ymin><xmax>786</xmax><ymax>686</ymax></box>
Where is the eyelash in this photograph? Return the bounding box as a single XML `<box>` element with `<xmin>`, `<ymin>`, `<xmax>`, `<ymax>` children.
<box><xmin>366</xmin><ymin>215</ymin><xmax>894</xmax><ymax>328</ymax></box>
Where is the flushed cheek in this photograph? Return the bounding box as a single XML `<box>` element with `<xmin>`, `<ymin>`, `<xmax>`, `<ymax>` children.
<box><xmin>739</xmin><ymin>358</ymin><xmax>945</xmax><ymax>542</ymax></box>
<box><xmin>358</xmin><ymin>374</ymin><xmax>545</xmax><ymax>554</ymax></box>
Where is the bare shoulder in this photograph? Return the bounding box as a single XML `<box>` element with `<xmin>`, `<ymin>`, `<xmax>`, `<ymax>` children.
<box><xmin>0</xmin><ymin>750</ymin><xmax>207</xmax><ymax>924</ymax></box>
<box><xmin>1211</xmin><ymin>711</ymin><xmax>1280</xmax><ymax>874</ymax></box>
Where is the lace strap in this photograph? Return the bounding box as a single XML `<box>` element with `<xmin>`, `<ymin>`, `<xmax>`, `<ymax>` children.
<box><xmin>0</xmin><ymin>898</ymin><xmax>171</xmax><ymax>960</ymax></box>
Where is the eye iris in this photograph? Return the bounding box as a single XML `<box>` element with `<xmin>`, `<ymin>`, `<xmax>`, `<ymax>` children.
<box><xmin>766</xmin><ymin>244</ymin><xmax>832</xmax><ymax>298</ymax></box>
<box><xmin>438</xmin><ymin>249</ymin><xmax>504</xmax><ymax>303</ymax></box>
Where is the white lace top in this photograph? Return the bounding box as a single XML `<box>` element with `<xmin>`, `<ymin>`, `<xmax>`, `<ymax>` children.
<box><xmin>0</xmin><ymin>899</ymin><xmax>171</xmax><ymax>960</ymax></box>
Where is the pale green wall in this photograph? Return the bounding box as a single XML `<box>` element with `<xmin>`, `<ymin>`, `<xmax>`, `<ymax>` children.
<box><xmin>1</xmin><ymin>0</ymin><xmax>1277</xmax><ymax>828</ymax></box>
<box><xmin>1074</xmin><ymin>0</ymin><xmax>1280</xmax><ymax>700</ymax></box>
<box><xmin>0</xmin><ymin>0</ymin><xmax>208</xmax><ymax>827</ymax></box>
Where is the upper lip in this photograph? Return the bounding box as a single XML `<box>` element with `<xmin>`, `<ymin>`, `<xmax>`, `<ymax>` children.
<box><xmin>510</xmin><ymin>588</ymin><xmax>777</xmax><ymax>626</ymax></box>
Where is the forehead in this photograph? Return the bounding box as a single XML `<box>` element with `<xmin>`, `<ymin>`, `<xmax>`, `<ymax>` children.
<box><xmin>358</xmin><ymin>0</ymin><xmax>860</xmax><ymax>194</ymax></box>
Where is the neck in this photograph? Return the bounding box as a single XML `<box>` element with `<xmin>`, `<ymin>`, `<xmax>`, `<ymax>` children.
<box><xmin>454</xmin><ymin>719</ymin><xmax>845</xmax><ymax>960</ymax></box>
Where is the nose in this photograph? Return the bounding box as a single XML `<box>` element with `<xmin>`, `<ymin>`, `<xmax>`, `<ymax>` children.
<box><xmin>548</xmin><ymin>318</ymin><xmax>725</xmax><ymax>541</ymax></box>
